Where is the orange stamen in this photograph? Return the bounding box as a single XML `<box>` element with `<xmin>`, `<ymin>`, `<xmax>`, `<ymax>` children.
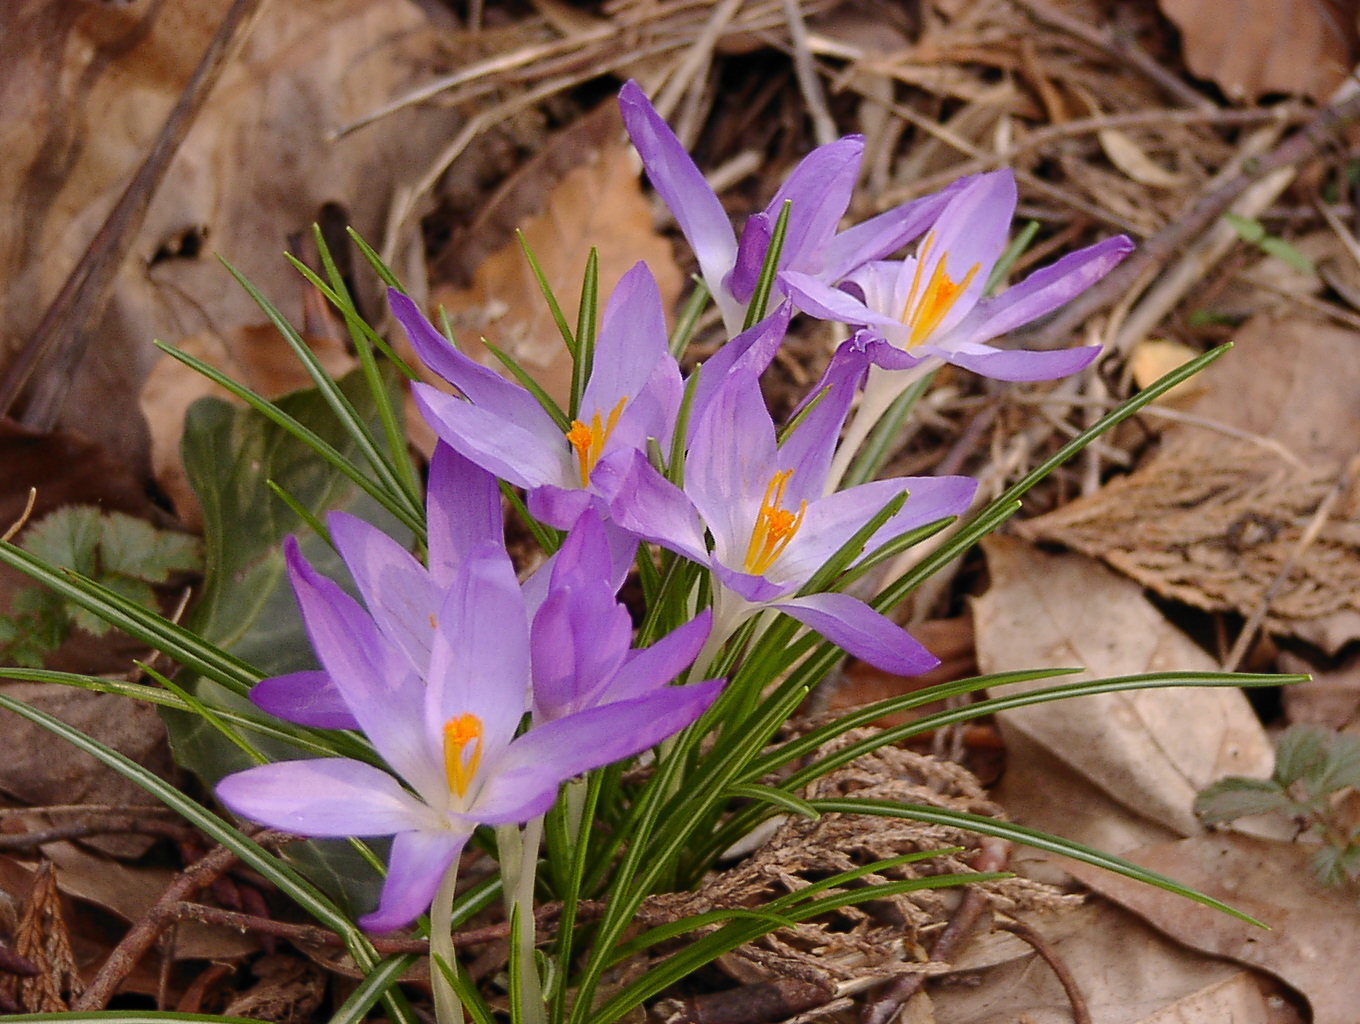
<box><xmin>565</xmin><ymin>395</ymin><xmax>628</xmax><ymax>486</ymax></box>
<box><xmin>743</xmin><ymin>470</ymin><xmax>807</xmax><ymax>576</ymax></box>
<box><xmin>900</xmin><ymin>233</ymin><xmax>980</xmax><ymax>349</ymax></box>
<box><xmin>443</xmin><ymin>713</ymin><xmax>484</xmax><ymax>800</ymax></box>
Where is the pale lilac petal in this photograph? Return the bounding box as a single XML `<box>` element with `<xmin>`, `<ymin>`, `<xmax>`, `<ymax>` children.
<box><xmin>606</xmin><ymin>357</ymin><xmax>684</xmax><ymax>459</ymax></box>
<box><xmin>778</xmin><ymin>348</ymin><xmax>869</xmax><ymax>503</ymax></box>
<box><xmin>821</xmin><ymin>181</ymin><xmax>969</xmax><ymax>282</ymax></box>
<box><xmin>729</xmin><ymin>137</ymin><xmax>864</xmax><ymax>300</ymax></box>
<box><xmin>581</xmin><ymin>263</ymin><xmax>671</xmax><ymax>417</ymax></box>
<box><xmin>926</xmin><ymin>343</ymin><xmax>1102</xmax><ymax>382</ymax></box>
<box><xmin>250</xmin><ymin>671</ymin><xmax>359</xmax><ymax>730</ymax></box>
<box><xmin>596</xmin><ymin>452</ymin><xmax>708</xmax><ymax>564</ymax></box>
<box><xmin>618</xmin><ymin>81</ymin><xmax>741</xmax><ymax>328</ymax></box>
<box><xmin>550</xmin><ymin>507</ymin><xmax>614</xmax><ymax>588</ymax></box>
<box><xmin>770</xmin><ymin>593</ymin><xmax>939</xmax><ymax>675</ymax></box>
<box><xmin>414</xmin><ymin>384</ymin><xmax>569</xmax><ymax>489</ymax></box>
<box><xmin>713</xmin><ymin>562</ymin><xmax>790</xmax><ymax>604</ymax></box>
<box><xmin>472</xmin><ymin>681</ymin><xmax>725</xmax><ymax>822</ymax></box>
<box><xmin>687</xmin><ymin>305</ymin><xmax>791</xmax><ymax>437</ymax></box>
<box><xmin>780</xmin><ymin>271</ymin><xmax>896</xmax><ymax>328</ymax></box>
<box><xmin>597</xmin><ymin>610</ymin><xmax>712</xmax><ymax>704</ymax></box>
<box><xmin>391</xmin><ymin>290</ymin><xmax>561</xmax><ymax>445</ymax></box>
<box><xmin>217</xmin><ymin>758</ymin><xmax>435</xmax><ymax>837</ymax></box>
<box><xmin>767</xmin><ymin>479</ymin><xmax>914</xmax><ymax>587</ymax></box>
<box><xmin>525</xmin><ymin>484</ymin><xmax>595</xmax><ymax>531</ymax></box>
<box><xmin>361</xmin><ymin>829</ymin><xmax>469</xmax><ymax>933</ymax></box>
<box><xmin>285</xmin><ymin>541</ymin><xmax>443</xmax><ymax>801</ymax></box>
<box><xmin>947</xmin><ymin>235</ymin><xmax>1134</xmax><ymax>348</ymax></box>
<box><xmin>686</xmin><ymin>372</ymin><xmax>777</xmax><ymax>566</ymax></box>
<box><xmin>531</xmin><ymin>568</ymin><xmax>632</xmax><ymax>720</ymax></box>
<box><xmin>909</xmin><ymin>170</ymin><xmax>1015</xmax><ymax>338</ymax></box>
<box><xmin>427</xmin><ymin>443</ymin><xmax>504</xmax><ymax>588</ymax></box>
<box><xmin>330</xmin><ymin>511</ymin><xmax>440</xmax><ymax>674</ymax></box>
<box><xmin>426</xmin><ymin>542</ymin><xmax>531</xmax><ymax>762</ymax></box>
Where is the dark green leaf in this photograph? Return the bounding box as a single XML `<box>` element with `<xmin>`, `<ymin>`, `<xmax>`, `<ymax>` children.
<box><xmin>1273</xmin><ymin>725</ymin><xmax>1331</xmax><ymax>788</ymax></box>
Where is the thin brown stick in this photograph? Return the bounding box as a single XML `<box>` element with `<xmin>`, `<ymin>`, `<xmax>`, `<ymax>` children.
<box><xmin>0</xmin><ymin>0</ymin><xmax>272</xmax><ymax>426</ymax></box>
<box><xmin>859</xmin><ymin>838</ymin><xmax>1012</xmax><ymax>1024</ymax></box>
<box><xmin>995</xmin><ymin>918</ymin><xmax>1091</xmax><ymax>1024</ymax></box>
<box><xmin>1023</xmin><ymin>89</ymin><xmax>1360</xmax><ymax>349</ymax></box>
<box><xmin>73</xmin><ymin>840</ymin><xmax>245</xmax><ymax>1010</ymax></box>
<box><xmin>0</xmin><ymin>818</ymin><xmax>195</xmax><ymax>851</ymax></box>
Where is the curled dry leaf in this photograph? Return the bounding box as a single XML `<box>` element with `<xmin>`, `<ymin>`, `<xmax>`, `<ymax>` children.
<box><xmin>1066</xmin><ymin>832</ymin><xmax>1360</xmax><ymax>1024</ymax></box>
<box><xmin>974</xmin><ymin>536</ymin><xmax>1273</xmax><ymax>841</ymax></box>
<box><xmin>1023</xmin><ymin>312</ymin><xmax>1360</xmax><ymax>653</ymax></box>
<box><xmin>1157</xmin><ymin>0</ymin><xmax>1358</xmax><ymax>102</ymax></box>
<box><xmin>0</xmin><ymin>0</ymin><xmax>463</xmax><ymax>469</ymax></box>
<box><xmin>1098</xmin><ymin>129</ymin><xmax>1188</xmax><ymax>189</ymax></box>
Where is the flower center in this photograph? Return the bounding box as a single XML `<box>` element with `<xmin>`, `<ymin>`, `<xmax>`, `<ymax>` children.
<box><xmin>442</xmin><ymin>713</ymin><xmax>484</xmax><ymax>800</ymax></box>
<box><xmin>901</xmin><ymin>233</ymin><xmax>979</xmax><ymax>348</ymax></box>
<box><xmin>565</xmin><ymin>396</ymin><xmax>628</xmax><ymax>486</ymax></box>
<box><xmin>744</xmin><ymin>469</ymin><xmax>807</xmax><ymax>576</ymax></box>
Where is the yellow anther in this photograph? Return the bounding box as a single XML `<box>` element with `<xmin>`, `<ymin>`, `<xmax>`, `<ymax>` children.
<box><xmin>565</xmin><ymin>395</ymin><xmax>628</xmax><ymax>486</ymax></box>
<box><xmin>901</xmin><ymin>232</ymin><xmax>980</xmax><ymax>348</ymax></box>
<box><xmin>442</xmin><ymin>713</ymin><xmax>484</xmax><ymax>800</ymax></box>
<box><xmin>743</xmin><ymin>470</ymin><xmax>807</xmax><ymax>576</ymax></box>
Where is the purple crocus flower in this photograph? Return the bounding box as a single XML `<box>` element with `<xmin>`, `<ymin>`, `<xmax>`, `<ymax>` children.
<box><xmin>395</xmin><ymin>262</ymin><xmax>682</xmax><ymax>540</ymax></box>
<box><xmin>598</xmin><ymin>361</ymin><xmax>976</xmax><ymax>676</ymax></box>
<box><xmin>530</xmin><ymin>507</ymin><xmax>713</xmax><ymax>722</ymax></box>
<box><xmin>219</xmin><ymin>537</ymin><xmax>723</xmax><ymax>933</ymax></box>
<box><xmin>618</xmin><ymin>80</ymin><xmax>967</xmax><ymax>335</ymax></box>
<box><xmin>781</xmin><ymin>169</ymin><xmax>1134</xmax><ymax>383</ymax></box>
<box><xmin>250</xmin><ymin>443</ymin><xmax>505</xmax><ymax>731</ymax></box>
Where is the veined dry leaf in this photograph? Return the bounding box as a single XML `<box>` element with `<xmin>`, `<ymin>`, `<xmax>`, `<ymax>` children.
<box><xmin>2</xmin><ymin>863</ymin><xmax>79</xmax><ymax>1013</ymax></box>
<box><xmin>1023</xmin><ymin>312</ymin><xmax>1360</xmax><ymax>653</ymax></box>
<box><xmin>0</xmin><ymin>0</ymin><xmax>463</xmax><ymax>469</ymax></box>
<box><xmin>1067</xmin><ymin>833</ymin><xmax>1360</xmax><ymax>1024</ymax></box>
<box><xmin>1098</xmin><ymin>129</ymin><xmax>1188</xmax><ymax>189</ymax></box>
<box><xmin>1157</xmin><ymin>0</ymin><xmax>1358</xmax><ymax>102</ymax></box>
<box><xmin>974</xmin><ymin>537</ymin><xmax>1273</xmax><ymax>840</ymax></box>
<box><xmin>428</xmin><ymin>138</ymin><xmax>683</xmax><ymax>408</ymax></box>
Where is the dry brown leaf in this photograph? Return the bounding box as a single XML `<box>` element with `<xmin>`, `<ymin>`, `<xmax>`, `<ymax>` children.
<box><xmin>1024</xmin><ymin>312</ymin><xmax>1360</xmax><ymax>653</ymax></box>
<box><xmin>138</xmin><ymin>324</ymin><xmax>357</xmax><ymax>527</ymax></box>
<box><xmin>0</xmin><ymin>0</ymin><xmax>463</xmax><ymax>469</ymax></box>
<box><xmin>929</xmin><ymin>901</ymin><xmax>1270</xmax><ymax>1024</ymax></box>
<box><xmin>1278</xmin><ymin>650</ymin><xmax>1360</xmax><ymax>730</ymax></box>
<box><xmin>1098</xmin><ymin>129</ymin><xmax>1188</xmax><ymax>189</ymax></box>
<box><xmin>1067</xmin><ymin>832</ymin><xmax>1360</xmax><ymax>1024</ymax></box>
<box><xmin>1</xmin><ymin>862</ymin><xmax>79</xmax><ymax>1013</ymax></box>
<box><xmin>1157</xmin><ymin>0</ymin><xmax>1358</xmax><ymax>102</ymax></box>
<box><xmin>1129</xmin><ymin>338</ymin><xmax>1206</xmax><ymax>405</ymax></box>
<box><xmin>427</xmin><ymin>138</ymin><xmax>683</xmax><ymax>409</ymax></box>
<box><xmin>974</xmin><ymin>537</ymin><xmax>1273</xmax><ymax>839</ymax></box>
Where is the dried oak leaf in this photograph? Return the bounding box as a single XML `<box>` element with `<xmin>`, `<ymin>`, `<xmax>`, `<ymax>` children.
<box><xmin>1022</xmin><ymin>312</ymin><xmax>1360</xmax><ymax>654</ymax></box>
<box><xmin>1157</xmin><ymin>0</ymin><xmax>1358</xmax><ymax>102</ymax></box>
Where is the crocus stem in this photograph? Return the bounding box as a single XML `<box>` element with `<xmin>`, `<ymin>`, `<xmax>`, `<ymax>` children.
<box><xmin>826</xmin><ymin>361</ymin><xmax>937</xmax><ymax>493</ymax></box>
<box><xmin>430</xmin><ymin>857</ymin><xmax>464</xmax><ymax>1024</ymax></box>
<box><xmin>498</xmin><ymin>818</ymin><xmax>547</xmax><ymax>1024</ymax></box>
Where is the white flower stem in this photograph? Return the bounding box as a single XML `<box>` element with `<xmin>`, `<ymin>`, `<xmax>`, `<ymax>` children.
<box><xmin>430</xmin><ymin>857</ymin><xmax>464</xmax><ymax>1024</ymax></box>
<box><xmin>497</xmin><ymin>818</ymin><xmax>547</xmax><ymax>1024</ymax></box>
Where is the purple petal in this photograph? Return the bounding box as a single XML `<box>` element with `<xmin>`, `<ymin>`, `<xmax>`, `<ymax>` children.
<box><xmin>930</xmin><ymin>343</ymin><xmax>1102</xmax><ymax>382</ymax></box>
<box><xmin>414</xmin><ymin>384</ymin><xmax>569</xmax><ymax>489</ymax></box>
<box><xmin>525</xmin><ymin>483</ymin><xmax>595</xmax><ymax>532</ymax></box>
<box><xmin>686</xmin><ymin>372</ymin><xmax>778</xmax><ymax>567</ymax></box>
<box><xmin>581</xmin><ymin>263</ymin><xmax>672</xmax><ymax>419</ymax></box>
<box><xmin>712</xmin><ymin>562</ymin><xmax>791</xmax><ymax>604</ymax></box>
<box><xmin>687</xmin><ymin>304</ymin><xmax>791</xmax><ymax>438</ymax></box>
<box><xmin>531</xmin><ymin>564</ymin><xmax>632</xmax><ymax>721</ymax></box>
<box><xmin>427</xmin><ymin>443</ymin><xmax>504</xmax><ymax>588</ymax></box>
<box><xmin>330</xmin><ymin>511</ymin><xmax>440</xmax><ymax>674</ymax></box>
<box><xmin>597</xmin><ymin>610</ymin><xmax>713</xmax><ymax>704</ymax></box>
<box><xmin>285</xmin><ymin>540</ymin><xmax>444</xmax><ymax>801</ymax></box>
<box><xmin>821</xmin><ymin>179</ymin><xmax>970</xmax><ymax>282</ymax></box>
<box><xmin>391</xmin><ymin>290</ymin><xmax>561</xmax><ymax>445</ymax></box>
<box><xmin>595</xmin><ymin>452</ymin><xmax>708</xmax><ymax>564</ymax></box>
<box><xmin>770</xmin><ymin>593</ymin><xmax>939</xmax><ymax>676</ymax></box>
<box><xmin>780</xmin><ymin>271</ymin><xmax>896</xmax><ymax>328</ymax></box>
<box><xmin>217</xmin><ymin>758</ymin><xmax>435</xmax><ymax>837</ymax></box>
<box><xmin>947</xmin><ymin>235</ymin><xmax>1135</xmax><ymax>348</ymax></box>
<box><xmin>250</xmin><ymin>671</ymin><xmax>359</xmax><ymax>730</ymax></box>
<box><xmin>618</xmin><ymin>81</ymin><xmax>741</xmax><ymax>328</ymax></box>
<box><xmin>360</xmin><ymin>829</ymin><xmax>469</xmax><ymax>933</ymax></box>
<box><xmin>779</xmin><ymin>346</ymin><xmax>870</xmax><ymax>501</ymax></box>
<box><xmin>472</xmin><ymin>681</ymin><xmax>726</xmax><ymax>822</ymax></box>
<box><xmin>425</xmin><ymin>541</ymin><xmax>531</xmax><ymax>761</ymax></box>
